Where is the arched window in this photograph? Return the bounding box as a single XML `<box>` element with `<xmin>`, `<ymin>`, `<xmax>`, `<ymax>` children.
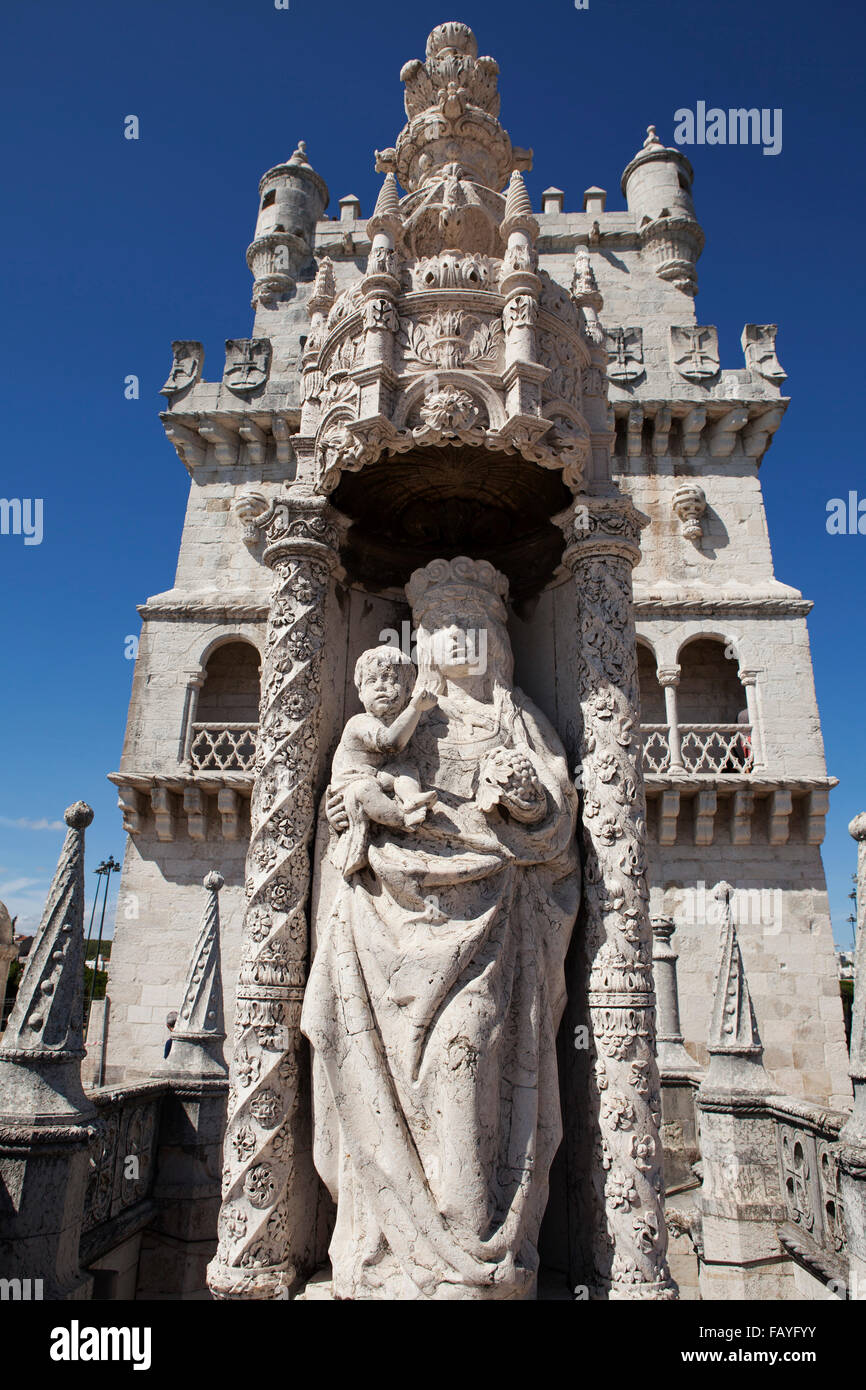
<box><xmin>676</xmin><ymin>638</ymin><xmax>752</xmax><ymax>773</ymax></box>
<box><xmin>637</xmin><ymin>643</ymin><xmax>666</xmax><ymax>723</ymax></box>
<box><xmin>188</xmin><ymin>641</ymin><xmax>261</xmax><ymax>771</ymax></box>
<box><xmin>637</xmin><ymin>643</ymin><xmax>670</xmax><ymax>772</ymax></box>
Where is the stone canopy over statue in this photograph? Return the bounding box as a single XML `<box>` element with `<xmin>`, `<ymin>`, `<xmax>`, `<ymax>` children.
<box><xmin>301</xmin><ymin>558</ymin><xmax>580</xmax><ymax>1299</ymax></box>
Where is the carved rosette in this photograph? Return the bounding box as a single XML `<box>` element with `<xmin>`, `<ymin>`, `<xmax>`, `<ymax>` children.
<box><xmin>562</xmin><ymin>501</ymin><xmax>676</xmax><ymax>1299</ymax></box>
<box><xmin>207</xmin><ymin>497</ymin><xmax>341</xmax><ymax>1300</ymax></box>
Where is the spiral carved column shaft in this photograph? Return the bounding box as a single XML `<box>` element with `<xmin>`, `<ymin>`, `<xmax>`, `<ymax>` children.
<box><xmin>562</xmin><ymin>502</ymin><xmax>676</xmax><ymax>1299</ymax></box>
<box><xmin>208</xmin><ymin>500</ymin><xmax>341</xmax><ymax>1299</ymax></box>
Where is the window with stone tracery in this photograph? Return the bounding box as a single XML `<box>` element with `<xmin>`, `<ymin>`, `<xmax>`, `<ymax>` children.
<box><xmin>188</xmin><ymin>640</ymin><xmax>261</xmax><ymax>772</ymax></box>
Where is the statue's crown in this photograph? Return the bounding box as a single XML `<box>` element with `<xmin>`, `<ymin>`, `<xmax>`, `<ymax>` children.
<box><xmin>406</xmin><ymin>556</ymin><xmax>509</xmax><ymax>624</ymax></box>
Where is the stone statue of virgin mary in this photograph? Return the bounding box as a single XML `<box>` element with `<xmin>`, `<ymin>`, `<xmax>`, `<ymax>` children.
<box><xmin>301</xmin><ymin>557</ymin><xmax>580</xmax><ymax>1299</ymax></box>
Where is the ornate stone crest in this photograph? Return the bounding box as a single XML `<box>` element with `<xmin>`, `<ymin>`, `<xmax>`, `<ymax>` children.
<box><xmin>606</xmin><ymin>327</ymin><xmax>644</xmax><ymax>384</ymax></box>
<box><xmin>160</xmin><ymin>340</ymin><xmax>204</xmax><ymax>395</ymax></box>
<box><xmin>741</xmin><ymin>324</ymin><xmax>786</xmax><ymax>383</ymax></box>
<box><xmin>670</xmin><ymin>326</ymin><xmax>719</xmax><ymax>382</ymax></box>
<box><xmin>224</xmin><ymin>338</ymin><xmax>272</xmax><ymax>393</ymax></box>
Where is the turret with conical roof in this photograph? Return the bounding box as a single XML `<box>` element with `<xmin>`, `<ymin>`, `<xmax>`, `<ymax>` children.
<box><xmin>621</xmin><ymin>125</ymin><xmax>704</xmax><ymax>295</ymax></box>
<box><xmin>247</xmin><ymin>140</ymin><xmax>330</xmax><ymax>308</ymax></box>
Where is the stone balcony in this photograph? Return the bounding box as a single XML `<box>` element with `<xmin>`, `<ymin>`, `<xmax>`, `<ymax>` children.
<box><xmin>642</xmin><ymin>722</ymin><xmax>753</xmax><ymax>776</ymax></box>
<box><xmin>189</xmin><ymin>722</ymin><xmax>257</xmax><ymax>773</ymax></box>
<box><xmin>638</xmin><ymin>722</ymin><xmax>835</xmax><ymax>847</ymax></box>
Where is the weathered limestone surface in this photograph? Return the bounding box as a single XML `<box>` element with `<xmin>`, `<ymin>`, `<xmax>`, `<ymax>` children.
<box><xmin>99</xmin><ymin>17</ymin><xmax>848</xmax><ymax>1300</ymax></box>
<box><xmin>303</xmin><ymin>558</ymin><xmax>581</xmax><ymax>1298</ymax></box>
<box><xmin>0</xmin><ymin>899</ymin><xmax>17</xmax><ymax>1014</ymax></box>
<box><xmin>839</xmin><ymin>814</ymin><xmax>866</xmax><ymax>1296</ymax></box>
<box><xmin>0</xmin><ymin>803</ymin><xmax>96</xmax><ymax>1300</ymax></box>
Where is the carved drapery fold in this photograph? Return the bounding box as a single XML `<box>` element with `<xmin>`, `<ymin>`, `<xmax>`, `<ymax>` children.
<box><xmin>562</xmin><ymin>501</ymin><xmax>676</xmax><ymax>1299</ymax></box>
<box><xmin>207</xmin><ymin>497</ymin><xmax>341</xmax><ymax>1299</ymax></box>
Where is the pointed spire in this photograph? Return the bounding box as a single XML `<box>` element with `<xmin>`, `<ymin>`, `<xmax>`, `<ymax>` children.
<box><xmin>307</xmin><ymin>256</ymin><xmax>336</xmax><ymax>321</ymax></box>
<box><xmin>0</xmin><ymin>802</ymin><xmax>95</xmax><ymax>1122</ymax></box>
<box><xmin>500</xmin><ymin>170</ymin><xmax>538</xmax><ymax>241</ymax></box>
<box><xmin>366</xmin><ymin>172</ymin><xmax>403</xmax><ymax>243</ymax></box>
<box><xmin>161</xmin><ymin>873</ymin><xmax>227</xmax><ymax>1079</ymax></box>
<box><xmin>373</xmin><ymin>172</ymin><xmax>400</xmax><ymax>221</ymax></box>
<box><xmin>701</xmin><ymin>883</ymin><xmax>770</xmax><ymax>1093</ymax></box>
<box><xmin>571</xmin><ymin>246</ymin><xmax>601</xmax><ymax>303</ymax></box>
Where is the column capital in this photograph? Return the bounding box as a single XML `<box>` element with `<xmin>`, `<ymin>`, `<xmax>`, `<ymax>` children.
<box><xmin>234</xmin><ymin>490</ymin><xmax>347</xmax><ymax>570</ymax></box>
<box><xmin>557</xmin><ymin>495</ymin><xmax>649</xmax><ymax>571</ymax></box>
<box><xmin>737</xmin><ymin>667</ymin><xmax>760</xmax><ymax>687</ymax></box>
<box><xmin>650</xmin><ymin>915</ymin><xmax>677</xmax><ymax>954</ymax></box>
<box><xmin>656</xmin><ymin>666</ymin><xmax>681</xmax><ymax>688</ymax></box>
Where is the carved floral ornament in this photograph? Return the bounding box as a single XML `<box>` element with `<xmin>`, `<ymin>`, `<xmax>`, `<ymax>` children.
<box><xmin>301</xmin><ymin>253</ymin><xmax>595</xmax><ymax>494</ymax></box>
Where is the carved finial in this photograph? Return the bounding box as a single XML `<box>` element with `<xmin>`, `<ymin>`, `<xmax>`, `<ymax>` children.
<box><xmin>367</xmin><ymin>173</ymin><xmax>403</xmax><ymax>244</ymax></box>
<box><xmin>643</xmin><ymin>124</ymin><xmax>663</xmax><ymax>149</ymax></box>
<box><xmin>161</xmin><ymin>872</ymin><xmax>227</xmax><ymax>1078</ymax></box>
<box><xmin>572</xmin><ymin>247</ymin><xmax>598</xmax><ymax>294</ymax></box>
<box><xmin>571</xmin><ymin>246</ymin><xmax>603</xmax><ymax>340</ymax></box>
<box><xmin>65</xmin><ymin>801</ymin><xmax>94</xmax><ymax>830</ymax></box>
<box><xmin>372</xmin><ymin>172</ymin><xmax>400</xmax><ymax>221</ymax></box>
<box><xmin>307</xmin><ymin>256</ymin><xmax>337</xmax><ymax>321</ymax></box>
<box><xmin>0</xmin><ymin>803</ymin><xmax>95</xmax><ymax>1121</ymax></box>
<box><xmin>702</xmin><ymin>883</ymin><xmax>769</xmax><ymax>1093</ymax></box>
<box><xmin>500</xmin><ymin>169</ymin><xmax>536</xmax><ymax>237</ymax></box>
<box><xmin>374</xmin><ymin>147</ymin><xmax>398</xmax><ymax>175</ymax></box>
<box><xmin>289</xmin><ymin>139</ymin><xmax>311</xmax><ymax>166</ymax></box>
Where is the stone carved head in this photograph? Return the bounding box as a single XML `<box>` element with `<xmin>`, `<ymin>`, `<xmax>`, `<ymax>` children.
<box><xmin>407</xmin><ymin>557</ymin><xmax>512</xmax><ymax>694</ymax></box>
<box><xmin>353</xmin><ymin>644</ymin><xmax>416</xmax><ymax>719</ymax></box>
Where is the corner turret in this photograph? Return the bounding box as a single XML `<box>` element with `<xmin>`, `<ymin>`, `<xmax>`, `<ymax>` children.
<box><xmin>622</xmin><ymin>126</ymin><xmax>704</xmax><ymax>296</ymax></box>
<box><xmin>247</xmin><ymin>140</ymin><xmax>329</xmax><ymax>307</ymax></box>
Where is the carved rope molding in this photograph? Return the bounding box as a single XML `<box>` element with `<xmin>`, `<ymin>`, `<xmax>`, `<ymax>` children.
<box><xmin>208</xmin><ymin>495</ymin><xmax>341</xmax><ymax>1299</ymax></box>
<box><xmin>562</xmin><ymin>500</ymin><xmax>676</xmax><ymax>1299</ymax></box>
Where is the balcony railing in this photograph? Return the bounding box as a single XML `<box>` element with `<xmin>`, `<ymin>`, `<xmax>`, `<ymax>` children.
<box><xmin>189</xmin><ymin>723</ymin><xmax>257</xmax><ymax>772</ymax></box>
<box><xmin>641</xmin><ymin>723</ymin><xmax>754</xmax><ymax>775</ymax></box>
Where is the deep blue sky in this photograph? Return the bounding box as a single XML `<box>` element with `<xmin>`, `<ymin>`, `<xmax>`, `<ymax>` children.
<box><xmin>1</xmin><ymin>0</ymin><xmax>863</xmax><ymax>941</ymax></box>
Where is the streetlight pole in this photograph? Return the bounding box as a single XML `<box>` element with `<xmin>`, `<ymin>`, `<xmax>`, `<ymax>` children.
<box><xmin>85</xmin><ymin>855</ymin><xmax>121</xmax><ymax>1029</ymax></box>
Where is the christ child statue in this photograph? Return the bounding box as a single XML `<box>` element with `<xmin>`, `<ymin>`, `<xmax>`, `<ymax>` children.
<box><xmin>328</xmin><ymin>644</ymin><xmax>438</xmax><ymax>878</ymax></box>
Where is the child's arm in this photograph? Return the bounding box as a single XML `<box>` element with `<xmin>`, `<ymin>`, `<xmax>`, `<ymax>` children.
<box><xmin>377</xmin><ymin>688</ymin><xmax>437</xmax><ymax>753</ymax></box>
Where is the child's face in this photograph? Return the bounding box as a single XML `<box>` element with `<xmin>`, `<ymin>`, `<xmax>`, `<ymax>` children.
<box><xmin>360</xmin><ymin>662</ymin><xmax>407</xmax><ymax>718</ymax></box>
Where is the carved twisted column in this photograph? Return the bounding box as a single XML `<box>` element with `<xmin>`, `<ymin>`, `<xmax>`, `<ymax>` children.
<box><xmin>561</xmin><ymin>499</ymin><xmax>676</xmax><ymax>1299</ymax></box>
<box><xmin>208</xmin><ymin>495</ymin><xmax>341</xmax><ymax>1299</ymax></box>
<box><xmin>840</xmin><ymin>813</ymin><xmax>866</xmax><ymax>1294</ymax></box>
